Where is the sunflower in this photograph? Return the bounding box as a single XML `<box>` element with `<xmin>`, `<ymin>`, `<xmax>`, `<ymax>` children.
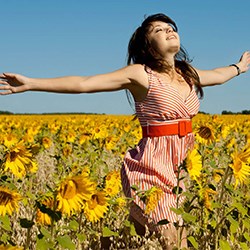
<box><xmin>114</xmin><ymin>196</ymin><xmax>127</xmax><ymax>211</ymax></box>
<box><xmin>195</xmin><ymin>125</ymin><xmax>214</xmax><ymax>145</ymax></box>
<box><xmin>57</xmin><ymin>175</ymin><xmax>95</xmax><ymax>216</ymax></box>
<box><xmin>123</xmin><ymin>122</ymin><xmax>131</xmax><ymax>133</ymax></box>
<box><xmin>48</xmin><ymin>122</ymin><xmax>60</xmax><ymax>134</ymax></box>
<box><xmin>36</xmin><ymin>195</ymin><xmax>55</xmax><ymax>225</ymax></box>
<box><xmin>0</xmin><ymin>186</ymin><xmax>22</xmax><ymax>216</ymax></box>
<box><xmin>221</xmin><ymin>123</ymin><xmax>235</xmax><ymax>139</ymax></box>
<box><xmin>62</xmin><ymin>144</ymin><xmax>72</xmax><ymax>157</ymax></box>
<box><xmin>229</xmin><ymin>145</ymin><xmax>250</xmax><ymax>187</ymax></box>
<box><xmin>92</xmin><ymin>124</ymin><xmax>108</xmax><ymax>140</ymax></box>
<box><xmin>226</xmin><ymin>137</ymin><xmax>236</xmax><ymax>153</ymax></box>
<box><xmin>185</xmin><ymin>148</ymin><xmax>202</xmax><ymax>181</ymax></box>
<box><xmin>199</xmin><ymin>187</ymin><xmax>217</xmax><ymax>211</ymax></box>
<box><xmin>42</xmin><ymin>137</ymin><xmax>52</xmax><ymax>149</ymax></box>
<box><xmin>144</xmin><ymin>186</ymin><xmax>163</xmax><ymax>215</ymax></box>
<box><xmin>66</xmin><ymin>130</ymin><xmax>76</xmax><ymax>143</ymax></box>
<box><xmin>238</xmin><ymin>144</ymin><xmax>250</xmax><ymax>163</ymax></box>
<box><xmin>103</xmin><ymin>170</ymin><xmax>122</xmax><ymax>197</ymax></box>
<box><xmin>3</xmin><ymin>133</ymin><xmax>18</xmax><ymax>148</ymax></box>
<box><xmin>4</xmin><ymin>142</ymin><xmax>38</xmax><ymax>178</ymax></box>
<box><xmin>212</xmin><ymin>169</ymin><xmax>224</xmax><ymax>183</ymax></box>
<box><xmin>83</xmin><ymin>190</ymin><xmax>109</xmax><ymax>223</ymax></box>
<box><xmin>105</xmin><ymin>136</ymin><xmax>118</xmax><ymax>151</ymax></box>
<box><xmin>79</xmin><ymin>134</ymin><xmax>91</xmax><ymax>145</ymax></box>
<box><xmin>22</xmin><ymin>133</ymin><xmax>35</xmax><ymax>144</ymax></box>
<box><xmin>27</xmin><ymin>124</ymin><xmax>40</xmax><ymax>137</ymax></box>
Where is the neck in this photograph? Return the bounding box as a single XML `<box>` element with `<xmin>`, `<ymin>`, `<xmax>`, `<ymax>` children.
<box><xmin>163</xmin><ymin>54</ymin><xmax>175</xmax><ymax>68</ymax></box>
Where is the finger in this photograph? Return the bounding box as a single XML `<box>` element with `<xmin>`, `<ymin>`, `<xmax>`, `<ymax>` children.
<box><xmin>2</xmin><ymin>72</ymin><xmax>15</xmax><ymax>77</ymax></box>
<box><xmin>0</xmin><ymin>85</ymin><xmax>13</xmax><ymax>94</ymax></box>
<box><xmin>0</xmin><ymin>80</ymin><xmax>9</xmax><ymax>85</ymax></box>
<box><xmin>0</xmin><ymin>90</ymin><xmax>13</xmax><ymax>95</ymax></box>
<box><xmin>0</xmin><ymin>74</ymin><xmax>8</xmax><ymax>79</ymax></box>
<box><xmin>0</xmin><ymin>85</ymin><xmax>12</xmax><ymax>91</ymax></box>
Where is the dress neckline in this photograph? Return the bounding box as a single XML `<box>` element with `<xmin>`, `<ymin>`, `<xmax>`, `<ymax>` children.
<box><xmin>150</xmin><ymin>69</ymin><xmax>193</xmax><ymax>103</ymax></box>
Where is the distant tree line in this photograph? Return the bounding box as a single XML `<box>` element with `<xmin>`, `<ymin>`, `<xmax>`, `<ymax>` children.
<box><xmin>221</xmin><ymin>110</ymin><xmax>250</xmax><ymax>115</ymax></box>
<box><xmin>0</xmin><ymin>110</ymin><xmax>13</xmax><ymax>115</ymax></box>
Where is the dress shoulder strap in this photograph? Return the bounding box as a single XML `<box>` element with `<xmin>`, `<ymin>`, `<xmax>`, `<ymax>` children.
<box><xmin>144</xmin><ymin>65</ymin><xmax>161</xmax><ymax>85</ymax></box>
<box><xmin>144</xmin><ymin>65</ymin><xmax>152</xmax><ymax>74</ymax></box>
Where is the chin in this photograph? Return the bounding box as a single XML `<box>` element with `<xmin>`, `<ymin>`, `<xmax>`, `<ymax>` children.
<box><xmin>169</xmin><ymin>46</ymin><xmax>180</xmax><ymax>54</ymax></box>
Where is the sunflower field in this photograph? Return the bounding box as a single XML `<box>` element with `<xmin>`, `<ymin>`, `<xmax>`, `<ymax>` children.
<box><xmin>0</xmin><ymin>113</ymin><xmax>249</xmax><ymax>250</ymax></box>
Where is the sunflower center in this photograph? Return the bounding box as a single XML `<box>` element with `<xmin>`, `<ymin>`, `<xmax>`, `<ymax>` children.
<box><xmin>88</xmin><ymin>194</ymin><xmax>99</xmax><ymax>209</ymax></box>
<box><xmin>198</xmin><ymin>126</ymin><xmax>212</xmax><ymax>139</ymax></box>
<box><xmin>9</xmin><ymin>151</ymin><xmax>18</xmax><ymax>161</ymax></box>
<box><xmin>234</xmin><ymin>159</ymin><xmax>242</xmax><ymax>173</ymax></box>
<box><xmin>61</xmin><ymin>180</ymin><xmax>77</xmax><ymax>199</ymax></box>
<box><xmin>187</xmin><ymin>161</ymin><xmax>193</xmax><ymax>171</ymax></box>
<box><xmin>0</xmin><ymin>191</ymin><xmax>12</xmax><ymax>205</ymax></box>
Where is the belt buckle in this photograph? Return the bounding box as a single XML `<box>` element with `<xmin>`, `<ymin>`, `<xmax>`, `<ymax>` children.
<box><xmin>179</xmin><ymin>120</ymin><xmax>187</xmax><ymax>137</ymax></box>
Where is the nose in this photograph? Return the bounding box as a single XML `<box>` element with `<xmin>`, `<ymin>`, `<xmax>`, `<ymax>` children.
<box><xmin>167</xmin><ymin>27</ymin><xmax>173</xmax><ymax>33</ymax></box>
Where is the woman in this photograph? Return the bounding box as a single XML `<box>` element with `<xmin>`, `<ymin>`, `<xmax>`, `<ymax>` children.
<box><xmin>0</xmin><ymin>13</ymin><xmax>249</xmax><ymax>249</ymax></box>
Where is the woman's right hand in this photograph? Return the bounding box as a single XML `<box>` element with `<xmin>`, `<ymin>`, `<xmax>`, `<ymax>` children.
<box><xmin>0</xmin><ymin>73</ymin><xmax>30</xmax><ymax>95</ymax></box>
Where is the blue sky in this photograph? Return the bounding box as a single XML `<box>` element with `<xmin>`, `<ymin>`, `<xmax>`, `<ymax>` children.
<box><xmin>1</xmin><ymin>0</ymin><xmax>249</xmax><ymax>114</ymax></box>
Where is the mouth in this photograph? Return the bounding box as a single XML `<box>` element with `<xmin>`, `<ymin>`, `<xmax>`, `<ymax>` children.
<box><xmin>167</xmin><ymin>35</ymin><xmax>176</xmax><ymax>40</ymax></box>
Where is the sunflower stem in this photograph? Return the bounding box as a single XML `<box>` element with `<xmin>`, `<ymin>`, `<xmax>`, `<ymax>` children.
<box><xmin>50</xmin><ymin>191</ymin><xmax>57</xmax><ymax>241</ymax></box>
<box><xmin>218</xmin><ymin>166</ymin><xmax>230</xmax><ymax>204</ymax></box>
<box><xmin>78</xmin><ymin>211</ymin><xmax>83</xmax><ymax>233</ymax></box>
<box><xmin>175</xmin><ymin>163</ymin><xmax>183</xmax><ymax>249</ymax></box>
<box><xmin>24</xmin><ymin>207</ymin><xmax>36</xmax><ymax>250</ymax></box>
<box><xmin>214</xmin><ymin>165</ymin><xmax>230</xmax><ymax>249</ymax></box>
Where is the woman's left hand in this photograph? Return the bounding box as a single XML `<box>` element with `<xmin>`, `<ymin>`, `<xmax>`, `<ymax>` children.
<box><xmin>237</xmin><ymin>51</ymin><xmax>250</xmax><ymax>74</ymax></box>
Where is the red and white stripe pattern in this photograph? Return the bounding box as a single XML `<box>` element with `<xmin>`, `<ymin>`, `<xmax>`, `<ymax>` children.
<box><xmin>121</xmin><ymin>66</ymin><xmax>200</xmax><ymax>231</ymax></box>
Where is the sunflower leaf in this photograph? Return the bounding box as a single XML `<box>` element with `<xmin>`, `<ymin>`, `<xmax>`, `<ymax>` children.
<box><xmin>182</xmin><ymin>212</ymin><xmax>197</xmax><ymax>223</ymax></box>
<box><xmin>57</xmin><ymin>235</ymin><xmax>75</xmax><ymax>250</ymax></box>
<box><xmin>123</xmin><ymin>220</ymin><xmax>138</xmax><ymax>236</ymax></box>
<box><xmin>68</xmin><ymin>220</ymin><xmax>79</xmax><ymax>231</ymax></box>
<box><xmin>243</xmin><ymin>232</ymin><xmax>250</xmax><ymax>242</ymax></box>
<box><xmin>130</xmin><ymin>185</ymin><xmax>139</xmax><ymax>191</ymax></box>
<box><xmin>0</xmin><ymin>215</ymin><xmax>11</xmax><ymax>231</ymax></box>
<box><xmin>231</xmin><ymin>202</ymin><xmax>247</xmax><ymax>216</ymax></box>
<box><xmin>219</xmin><ymin>239</ymin><xmax>231</xmax><ymax>250</ymax></box>
<box><xmin>243</xmin><ymin>219</ymin><xmax>250</xmax><ymax>229</ymax></box>
<box><xmin>40</xmin><ymin>227</ymin><xmax>51</xmax><ymax>239</ymax></box>
<box><xmin>102</xmin><ymin>226</ymin><xmax>119</xmax><ymax>237</ymax></box>
<box><xmin>239</xmin><ymin>243</ymin><xmax>249</xmax><ymax>250</ymax></box>
<box><xmin>187</xmin><ymin>236</ymin><xmax>198</xmax><ymax>249</ymax></box>
<box><xmin>76</xmin><ymin>233</ymin><xmax>87</xmax><ymax>243</ymax></box>
<box><xmin>36</xmin><ymin>238</ymin><xmax>54</xmax><ymax>250</ymax></box>
<box><xmin>0</xmin><ymin>232</ymin><xmax>9</xmax><ymax>244</ymax></box>
<box><xmin>170</xmin><ymin>207</ymin><xmax>183</xmax><ymax>215</ymax></box>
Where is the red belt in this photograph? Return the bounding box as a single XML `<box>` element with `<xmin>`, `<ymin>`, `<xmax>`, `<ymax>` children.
<box><xmin>142</xmin><ymin>120</ymin><xmax>192</xmax><ymax>138</ymax></box>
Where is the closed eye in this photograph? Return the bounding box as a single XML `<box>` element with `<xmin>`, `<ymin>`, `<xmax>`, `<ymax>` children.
<box><xmin>155</xmin><ymin>28</ymin><xmax>163</xmax><ymax>33</ymax></box>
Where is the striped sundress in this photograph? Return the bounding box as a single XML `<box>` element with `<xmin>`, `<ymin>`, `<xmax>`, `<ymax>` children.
<box><xmin>121</xmin><ymin>66</ymin><xmax>200</xmax><ymax>231</ymax></box>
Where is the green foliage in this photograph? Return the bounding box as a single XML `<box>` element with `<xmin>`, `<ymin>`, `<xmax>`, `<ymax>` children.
<box><xmin>0</xmin><ymin>114</ymin><xmax>249</xmax><ymax>249</ymax></box>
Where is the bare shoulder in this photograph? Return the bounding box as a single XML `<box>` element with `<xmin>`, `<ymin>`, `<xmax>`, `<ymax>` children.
<box><xmin>123</xmin><ymin>64</ymin><xmax>148</xmax><ymax>88</ymax></box>
<box><xmin>123</xmin><ymin>64</ymin><xmax>149</xmax><ymax>102</ymax></box>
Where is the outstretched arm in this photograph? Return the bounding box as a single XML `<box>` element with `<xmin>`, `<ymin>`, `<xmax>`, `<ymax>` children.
<box><xmin>195</xmin><ymin>51</ymin><xmax>250</xmax><ymax>87</ymax></box>
<box><xmin>0</xmin><ymin>65</ymin><xmax>145</xmax><ymax>95</ymax></box>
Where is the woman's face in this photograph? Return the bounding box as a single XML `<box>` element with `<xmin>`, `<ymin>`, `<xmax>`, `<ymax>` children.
<box><xmin>147</xmin><ymin>21</ymin><xmax>180</xmax><ymax>57</ymax></box>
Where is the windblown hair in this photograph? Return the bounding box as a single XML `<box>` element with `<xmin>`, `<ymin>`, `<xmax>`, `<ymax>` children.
<box><xmin>127</xmin><ymin>13</ymin><xmax>203</xmax><ymax>99</ymax></box>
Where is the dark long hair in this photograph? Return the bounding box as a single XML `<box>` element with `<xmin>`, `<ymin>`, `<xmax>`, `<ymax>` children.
<box><xmin>127</xmin><ymin>13</ymin><xmax>203</xmax><ymax>100</ymax></box>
